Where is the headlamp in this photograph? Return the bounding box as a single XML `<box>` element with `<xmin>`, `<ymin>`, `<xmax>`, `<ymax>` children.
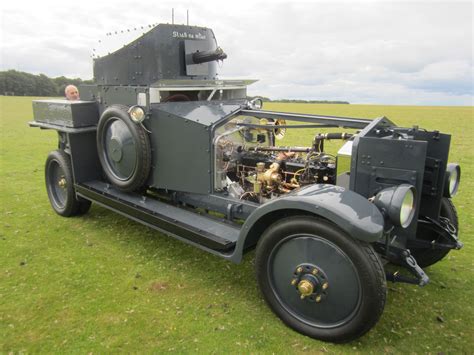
<box><xmin>128</xmin><ymin>106</ymin><xmax>146</xmax><ymax>123</ymax></box>
<box><xmin>373</xmin><ymin>184</ymin><xmax>416</xmax><ymax>228</ymax></box>
<box><xmin>444</xmin><ymin>163</ymin><xmax>460</xmax><ymax>197</ymax></box>
<box><xmin>248</xmin><ymin>98</ymin><xmax>263</xmax><ymax>110</ymax></box>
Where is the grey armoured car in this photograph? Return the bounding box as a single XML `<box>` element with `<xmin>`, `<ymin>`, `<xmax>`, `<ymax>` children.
<box><xmin>30</xmin><ymin>23</ymin><xmax>462</xmax><ymax>343</ymax></box>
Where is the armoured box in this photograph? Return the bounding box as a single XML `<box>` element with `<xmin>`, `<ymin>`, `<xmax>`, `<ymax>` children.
<box><xmin>32</xmin><ymin>100</ymin><xmax>99</xmax><ymax>128</ymax></box>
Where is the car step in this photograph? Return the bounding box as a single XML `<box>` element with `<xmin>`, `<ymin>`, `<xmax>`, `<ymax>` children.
<box><xmin>75</xmin><ymin>180</ymin><xmax>239</xmax><ymax>252</ymax></box>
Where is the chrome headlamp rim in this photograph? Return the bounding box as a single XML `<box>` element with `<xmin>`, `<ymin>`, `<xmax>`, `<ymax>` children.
<box><xmin>128</xmin><ymin>105</ymin><xmax>146</xmax><ymax>124</ymax></box>
<box><xmin>444</xmin><ymin>163</ymin><xmax>461</xmax><ymax>197</ymax></box>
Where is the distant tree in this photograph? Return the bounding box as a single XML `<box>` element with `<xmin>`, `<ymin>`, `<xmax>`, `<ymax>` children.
<box><xmin>35</xmin><ymin>74</ymin><xmax>57</xmax><ymax>96</ymax></box>
<box><xmin>0</xmin><ymin>72</ymin><xmax>7</xmax><ymax>94</ymax></box>
<box><xmin>0</xmin><ymin>70</ymin><xmax>36</xmax><ymax>95</ymax></box>
<box><xmin>0</xmin><ymin>70</ymin><xmax>94</xmax><ymax>96</ymax></box>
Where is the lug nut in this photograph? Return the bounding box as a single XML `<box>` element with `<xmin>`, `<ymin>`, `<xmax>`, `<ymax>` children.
<box><xmin>300</xmin><ymin>294</ymin><xmax>305</xmax><ymax>300</ymax></box>
<box><xmin>322</xmin><ymin>282</ymin><xmax>329</xmax><ymax>290</ymax></box>
<box><xmin>291</xmin><ymin>279</ymin><xmax>297</xmax><ymax>286</ymax></box>
<box><xmin>296</xmin><ymin>267</ymin><xmax>303</xmax><ymax>273</ymax></box>
<box><xmin>312</xmin><ymin>268</ymin><xmax>318</xmax><ymax>275</ymax></box>
<box><xmin>315</xmin><ymin>295</ymin><xmax>322</xmax><ymax>303</ymax></box>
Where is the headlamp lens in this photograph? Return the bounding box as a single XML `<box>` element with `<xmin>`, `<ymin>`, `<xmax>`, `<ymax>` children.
<box><xmin>128</xmin><ymin>106</ymin><xmax>145</xmax><ymax>123</ymax></box>
<box><xmin>400</xmin><ymin>189</ymin><xmax>415</xmax><ymax>228</ymax></box>
<box><xmin>444</xmin><ymin>163</ymin><xmax>461</xmax><ymax>197</ymax></box>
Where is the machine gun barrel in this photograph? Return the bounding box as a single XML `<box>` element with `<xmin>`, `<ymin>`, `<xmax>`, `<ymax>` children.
<box><xmin>192</xmin><ymin>47</ymin><xmax>227</xmax><ymax>64</ymax></box>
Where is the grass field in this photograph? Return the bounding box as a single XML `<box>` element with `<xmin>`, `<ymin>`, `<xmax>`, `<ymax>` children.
<box><xmin>1</xmin><ymin>96</ymin><xmax>473</xmax><ymax>353</ymax></box>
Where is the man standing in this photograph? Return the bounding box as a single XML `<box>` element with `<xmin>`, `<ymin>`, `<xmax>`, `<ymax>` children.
<box><xmin>65</xmin><ymin>85</ymin><xmax>80</xmax><ymax>100</ymax></box>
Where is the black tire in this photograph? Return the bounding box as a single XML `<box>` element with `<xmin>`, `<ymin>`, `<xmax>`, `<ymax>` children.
<box><xmin>412</xmin><ymin>198</ymin><xmax>459</xmax><ymax>268</ymax></box>
<box><xmin>255</xmin><ymin>216</ymin><xmax>386</xmax><ymax>343</ymax></box>
<box><xmin>97</xmin><ymin>105</ymin><xmax>151</xmax><ymax>192</ymax></box>
<box><xmin>45</xmin><ymin>150</ymin><xmax>91</xmax><ymax>217</ymax></box>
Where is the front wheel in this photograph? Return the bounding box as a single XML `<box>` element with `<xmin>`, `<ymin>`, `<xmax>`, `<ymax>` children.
<box><xmin>411</xmin><ymin>198</ymin><xmax>459</xmax><ymax>268</ymax></box>
<box><xmin>255</xmin><ymin>216</ymin><xmax>386</xmax><ymax>343</ymax></box>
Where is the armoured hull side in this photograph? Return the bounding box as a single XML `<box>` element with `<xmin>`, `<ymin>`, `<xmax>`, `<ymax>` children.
<box><xmin>146</xmin><ymin>101</ymin><xmax>241</xmax><ymax>194</ymax></box>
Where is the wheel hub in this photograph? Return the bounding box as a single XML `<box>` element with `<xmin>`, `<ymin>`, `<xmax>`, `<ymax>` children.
<box><xmin>58</xmin><ymin>177</ymin><xmax>67</xmax><ymax>188</ymax></box>
<box><xmin>109</xmin><ymin>137</ymin><xmax>123</xmax><ymax>162</ymax></box>
<box><xmin>297</xmin><ymin>279</ymin><xmax>314</xmax><ymax>296</ymax></box>
<box><xmin>291</xmin><ymin>263</ymin><xmax>329</xmax><ymax>302</ymax></box>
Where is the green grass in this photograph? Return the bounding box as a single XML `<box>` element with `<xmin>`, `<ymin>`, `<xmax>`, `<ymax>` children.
<box><xmin>1</xmin><ymin>96</ymin><xmax>473</xmax><ymax>353</ymax></box>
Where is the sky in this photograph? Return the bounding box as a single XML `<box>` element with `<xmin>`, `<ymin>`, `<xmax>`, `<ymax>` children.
<box><xmin>1</xmin><ymin>0</ymin><xmax>473</xmax><ymax>105</ymax></box>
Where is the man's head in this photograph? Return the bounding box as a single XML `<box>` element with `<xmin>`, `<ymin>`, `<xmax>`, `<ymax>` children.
<box><xmin>65</xmin><ymin>85</ymin><xmax>80</xmax><ymax>101</ymax></box>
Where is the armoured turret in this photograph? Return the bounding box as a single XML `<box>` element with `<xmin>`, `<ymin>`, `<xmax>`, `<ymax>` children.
<box><xmin>93</xmin><ymin>24</ymin><xmax>227</xmax><ymax>86</ymax></box>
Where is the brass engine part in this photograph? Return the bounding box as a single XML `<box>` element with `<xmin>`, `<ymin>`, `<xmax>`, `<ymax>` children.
<box><xmin>262</xmin><ymin>162</ymin><xmax>282</xmax><ymax>185</ymax></box>
<box><xmin>253</xmin><ymin>161</ymin><xmax>283</xmax><ymax>195</ymax></box>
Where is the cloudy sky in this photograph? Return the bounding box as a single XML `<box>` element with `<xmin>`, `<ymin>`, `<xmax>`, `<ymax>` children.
<box><xmin>1</xmin><ymin>0</ymin><xmax>472</xmax><ymax>105</ymax></box>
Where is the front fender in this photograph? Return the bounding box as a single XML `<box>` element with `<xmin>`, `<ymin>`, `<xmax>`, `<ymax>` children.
<box><xmin>235</xmin><ymin>184</ymin><xmax>384</xmax><ymax>260</ymax></box>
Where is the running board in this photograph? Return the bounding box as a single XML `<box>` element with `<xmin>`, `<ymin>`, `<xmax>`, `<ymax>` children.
<box><xmin>75</xmin><ymin>181</ymin><xmax>239</xmax><ymax>252</ymax></box>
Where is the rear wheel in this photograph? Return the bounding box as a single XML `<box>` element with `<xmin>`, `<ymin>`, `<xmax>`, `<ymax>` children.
<box><xmin>45</xmin><ymin>150</ymin><xmax>91</xmax><ymax>217</ymax></box>
<box><xmin>255</xmin><ymin>216</ymin><xmax>386</xmax><ymax>343</ymax></box>
<box><xmin>412</xmin><ymin>198</ymin><xmax>459</xmax><ymax>268</ymax></box>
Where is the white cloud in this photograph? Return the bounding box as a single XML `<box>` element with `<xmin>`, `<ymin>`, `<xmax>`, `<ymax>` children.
<box><xmin>1</xmin><ymin>0</ymin><xmax>472</xmax><ymax>105</ymax></box>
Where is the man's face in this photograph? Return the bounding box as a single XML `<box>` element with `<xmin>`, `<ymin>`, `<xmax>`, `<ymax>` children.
<box><xmin>65</xmin><ymin>86</ymin><xmax>80</xmax><ymax>100</ymax></box>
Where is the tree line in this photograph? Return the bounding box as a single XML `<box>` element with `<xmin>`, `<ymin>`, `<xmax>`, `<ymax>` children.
<box><xmin>248</xmin><ymin>96</ymin><xmax>349</xmax><ymax>105</ymax></box>
<box><xmin>0</xmin><ymin>70</ymin><xmax>93</xmax><ymax>97</ymax></box>
<box><xmin>1</xmin><ymin>70</ymin><xmax>349</xmax><ymax>104</ymax></box>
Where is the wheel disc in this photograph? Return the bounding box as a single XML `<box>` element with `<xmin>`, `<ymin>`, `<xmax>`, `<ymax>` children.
<box><xmin>97</xmin><ymin>105</ymin><xmax>151</xmax><ymax>192</ymax></box>
<box><xmin>47</xmin><ymin>160</ymin><xmax>67</xmax><ymax>209</ymax></box>
<box><xmin>45</xmin><ymin>150</ymin><xmax>92</xmax><ymax>217</ymax></box>
<box><xmin>102</xmin><ymin>118</ymin><xmax>137</xmax><ymax>181</ymax></box>
<box><xmin>268</xmin><ymin>234</ymin><xmax>362</xmax><ymax>328</ymax></box>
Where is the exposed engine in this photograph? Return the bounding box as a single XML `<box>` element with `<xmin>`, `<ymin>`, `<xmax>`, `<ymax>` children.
<box><xmin>231</xmin><ymin>148</ymin><xmax>336</xmax><ymax>203</ymax></box>
<box><xmin>215</xmin><ymin>134</ymin><xmax>353</xmax><ymax>203</ymax></box>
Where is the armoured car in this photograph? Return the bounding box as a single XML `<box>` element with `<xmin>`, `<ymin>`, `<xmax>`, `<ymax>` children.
<box><xmin>30</xmin><ymin>23</ymin><xmax>462</xmax><ymax>343</ymax></box>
